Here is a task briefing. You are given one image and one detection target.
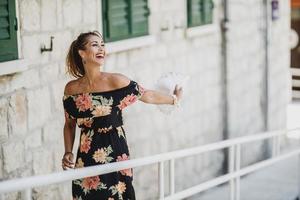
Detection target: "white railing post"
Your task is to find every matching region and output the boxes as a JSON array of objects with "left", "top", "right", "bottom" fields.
[
  {"left": 229, "top": 145, "right": 235, "bottom": 200},
  {"left": 159, "top": 161, "right": 165, "bottom": 200},
  {"left": 230, "top": 144, "right": 241, "bottom": 200},
  {"left": 235, "top": 144, "right": 241, "bottom": 200},
  {"left": 272, "top": 135, "right": 277, "bottom": 157},
  {"left": 276, "top": 135, "right": 281, "bottom": 155},
  {"left": 298, "top": 137, "right": 300, "bottom": 200},
  {"left": 169, "top": 159, "right": 175, "bottom": 195},
  {"left": 272, "top": 134, "right": 281, "bottom": 157}
]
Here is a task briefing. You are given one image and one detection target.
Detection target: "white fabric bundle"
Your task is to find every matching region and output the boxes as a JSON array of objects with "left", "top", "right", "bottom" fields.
[{"left": 154, "top": 72, "right": 189, "bottom": 114}]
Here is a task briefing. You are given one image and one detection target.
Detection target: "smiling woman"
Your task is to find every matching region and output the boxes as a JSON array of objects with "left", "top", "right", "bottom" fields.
[{"left": 62, "top": 31, "right": 183, "bottom": 200}]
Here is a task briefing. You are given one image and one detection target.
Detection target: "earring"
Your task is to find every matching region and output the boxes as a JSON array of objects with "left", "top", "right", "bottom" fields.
[{"left": 82, "top": 59, "right": 86, "bottom": 64}]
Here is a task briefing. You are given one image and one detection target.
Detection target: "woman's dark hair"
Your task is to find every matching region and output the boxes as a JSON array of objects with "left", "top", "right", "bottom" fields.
[{"left": 66, "top": 31, "right": 103, "bottom": 78}]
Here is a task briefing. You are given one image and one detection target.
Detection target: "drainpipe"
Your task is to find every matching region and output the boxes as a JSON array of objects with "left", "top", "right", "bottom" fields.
[
  {"left": 221, "top": 0, "right": 229, "bottom": 173},
  {"left": 263, "top": 0, "right": 270, "bottom": 132},
  {"left": 263, "top": 0, "right": 271, "bottom": 159}
]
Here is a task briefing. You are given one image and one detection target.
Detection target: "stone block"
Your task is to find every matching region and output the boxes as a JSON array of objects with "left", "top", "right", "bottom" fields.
[
  {"left": 0, "top": 148, "right": 3, "bottom": 178},
  {"left": 20, "top": 0, "right": 40, "bottom": 32},
  {"left": 41, "top": 0, "right": 57, "bottom": 31},
  {"left": 2, "top": 192, "right": 20, "bottom": 200},
  {"left": 83, "top": 0, "right": 97, "bottom": 24},
  {"left": 63, "top": 0, "right": 82, "bottom": 28},
  {"left": 2, "top": 140, "right": 25, "bottom": 173},
  {"left": 43, "top": 120, "right": 63, "bottom": 143},
  {"left": 148, "top": 0, "right": 161, "bottom": 13},
  {"left": 160, "top": 0, "right": 180, "bottom": 11},
  {"left": 40, "top": 63, "right": 60, "bottom": 84},
  {"left": 25, "top": 129, "right": 42, "bottom": 149},
  {"left": 160, "top": 28, "right": 175, "bottom": 42},
  {"left": 57, "top": 182, "right": 72, "bottom": 200},
  {"left": 58, "top": 60, "right": 68, "bottom": 76},
  {"left": 50, "top": 31, "right": 73, "bottom": 62},
  {"left": 32, "top": 185, "right": 61, "bottom": 200},
  {"left": 128, "top": 49, "right": 145, "bottom": 66},
  {"left": 21, "top": 35, "right": 43, "bottom": 62},
  {"left": 33, "top": 150, "right": 53, "bottom": 175},
  {"left": 24, "top": 149, "right": 33, "bottom": 163},
  {"left": 53, "top": 147, "right": 65, "bottom": 171},
  {"left": 167, "top": 41, "right": 187, "bottom": 57},
  {"left": 56, "top": 0, "right": 63, "bottom": 29},
  {"left": 27, "top": 87, "right": 51, "bottom": 130},
  {"left": 134, "top": 164, "right": 158, "bottom": 200},
  {"left": 0, "top": 75, "right": 12, "bottom": 96},
  {"left": 115, "top": 52, "right": 129, "bottom": 70},
  {"left": 51, "top": 80, "right": 67, "bottom": 113},
  {"left": 0, "top": 98, "right": 8, "bottom": 143},
  {"left": 104, "top": 54, "right": 117, "bottom": 72},
  {"left": 8, "top": 91, "right": 27, "bottom": 136}
]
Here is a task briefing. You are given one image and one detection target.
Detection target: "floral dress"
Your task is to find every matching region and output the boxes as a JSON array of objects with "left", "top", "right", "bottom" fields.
[{"left": 62, "top": 80, "right": 145, "bottom": 200}]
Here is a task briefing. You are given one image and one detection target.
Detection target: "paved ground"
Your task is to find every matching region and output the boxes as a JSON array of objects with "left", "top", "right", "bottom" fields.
[
  {"left": 189, "top": 157, "right": 299, "bottom": 200},
  {"left": 186, "top": 101, "right": 300, "bottom": 200}
]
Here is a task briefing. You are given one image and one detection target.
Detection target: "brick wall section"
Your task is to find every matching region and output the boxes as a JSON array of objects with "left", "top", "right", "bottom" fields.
[{"left": 0, "top": 0, "right": 290, "bottom": 199}]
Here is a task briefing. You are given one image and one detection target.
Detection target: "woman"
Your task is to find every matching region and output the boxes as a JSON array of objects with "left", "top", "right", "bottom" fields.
[{"left": 62, "top": 31, "right": 182, "bottom": 200}]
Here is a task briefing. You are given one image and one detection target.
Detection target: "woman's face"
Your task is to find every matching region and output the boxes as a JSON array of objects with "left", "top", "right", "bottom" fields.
[{"left": 79, "top": 35, "right": 105, "bottom": 66}]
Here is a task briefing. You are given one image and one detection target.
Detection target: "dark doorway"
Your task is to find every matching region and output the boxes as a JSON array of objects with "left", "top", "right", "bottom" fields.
[{"left": 291, "top": 0, "right": 300, "bottom": 95}]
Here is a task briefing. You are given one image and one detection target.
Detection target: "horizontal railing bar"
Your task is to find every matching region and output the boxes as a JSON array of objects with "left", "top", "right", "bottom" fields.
[
  {"left": 0, "top": 128, "right": 299, "bottom": 194},
  {"left": 165, "top": 148, "right": 300, "bottom": 200},
  {"left": 291, "top": 68, "right": 300, "bottom": 76}
]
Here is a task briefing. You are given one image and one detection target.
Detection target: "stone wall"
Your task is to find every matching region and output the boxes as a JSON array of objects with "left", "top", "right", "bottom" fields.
[
  {"left": 226, "top": 0, "right": 291, "bottom": 167},
  {"left": 0, "top": 0, "right": 290, "bottom": 199}
]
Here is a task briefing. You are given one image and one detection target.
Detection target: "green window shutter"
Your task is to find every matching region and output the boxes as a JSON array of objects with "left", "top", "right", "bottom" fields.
[
  {"left": 188, "top": 0, "right": 203, "bottom": 27},
  {"left": 131, "top": 0, "right": 149, "bottom": 36},
  {"left": 0, "top": 0, "right": 18, "bottom": 62},
  {"left": 103, "top": 0, "right": 130, "bottom": 42},
  {"left": 102, "top": 0, "right": 149, "bottom": 42},
  {"left": 187, "top": 0, "right": 213, "bottom": 27},
  {"left": 203, "top": 0, "right": 213, "bottom": 24}
]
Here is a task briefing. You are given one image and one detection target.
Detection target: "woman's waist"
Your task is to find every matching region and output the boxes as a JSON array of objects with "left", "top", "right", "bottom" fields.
[{"left": 76, "top": 116, "right": 123, "bottom": 129}]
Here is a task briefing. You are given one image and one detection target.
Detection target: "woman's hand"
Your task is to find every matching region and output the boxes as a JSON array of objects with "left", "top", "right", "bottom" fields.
[
  {"left": 173, "top": 84, "right": 183, "bottom": 100},
  {"left": 62, "top": 152, "right": 74, "bottom": 170}
]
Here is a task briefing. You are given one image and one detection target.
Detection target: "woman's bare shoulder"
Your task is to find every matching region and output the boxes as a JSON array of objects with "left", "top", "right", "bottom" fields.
[
  {"left": 64, "top": 79, "right": 81, "bottom": 95},
  {"left": 110, "top": 73, "right": 131, "bottom": 88}
]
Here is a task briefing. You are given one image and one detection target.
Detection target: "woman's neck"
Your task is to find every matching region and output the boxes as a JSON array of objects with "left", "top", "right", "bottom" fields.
[{"left": 82, "top": 65, "right": 103, "bottom": 86}]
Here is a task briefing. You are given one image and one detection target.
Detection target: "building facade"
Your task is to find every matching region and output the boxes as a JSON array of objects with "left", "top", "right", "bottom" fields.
[{"left": 0, "top": 0, "right": 291, "bottom": 199}]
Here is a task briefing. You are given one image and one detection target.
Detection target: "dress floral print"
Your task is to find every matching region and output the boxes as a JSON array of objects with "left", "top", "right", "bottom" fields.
[{"left": 63, "top": 80, "right": 144, "bottom": 200}]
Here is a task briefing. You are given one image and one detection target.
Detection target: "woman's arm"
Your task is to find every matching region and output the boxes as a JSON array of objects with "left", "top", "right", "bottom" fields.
[
  {"left": 62, "top": 113, "right": 76, "bottom": 170},
  {"left": 62, "top": 82, "right": 77, "bottom": 170},
  {"left": 140, "top": 85, "right": 183, "bottom": 105},
  {"left": 111, "top": 73, "right": 183, "bottom": 105}
]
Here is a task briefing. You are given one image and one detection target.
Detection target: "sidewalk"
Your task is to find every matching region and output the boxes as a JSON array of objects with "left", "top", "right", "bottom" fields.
[
  {"left": 189, "top": 157, "right": 298, "bottom": 200},
  {"left": 187, "top": 101, "right": 300, "bottom": 200}
]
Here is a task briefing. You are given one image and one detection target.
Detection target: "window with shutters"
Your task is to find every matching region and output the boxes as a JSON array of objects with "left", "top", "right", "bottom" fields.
[
  {"left": 0, "top": 0, "right": 18, "bottom": 62},
  {"left": 187, "top": 0, "right": 214, "bottom": 28},
  {"left": 102, "top": 0, "right": 150, "bottom": 42}
]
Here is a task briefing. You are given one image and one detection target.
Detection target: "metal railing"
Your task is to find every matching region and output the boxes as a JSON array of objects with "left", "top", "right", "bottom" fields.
[
  {"left": 291, "top": 68, "right": 300, "bottom": 99},
  {"left": 0, "top": 128, "right": 300, "bottom": 200}
]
